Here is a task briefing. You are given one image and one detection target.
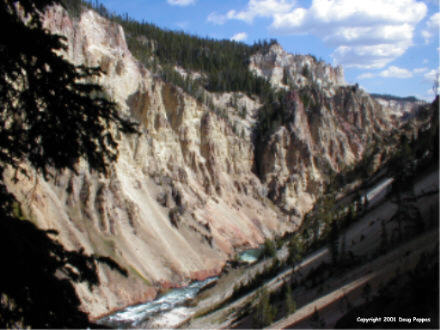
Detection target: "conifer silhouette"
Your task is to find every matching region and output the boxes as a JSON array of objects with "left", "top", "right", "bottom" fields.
[{"left": 0, "top": 0, "right": 134, "bottom": 327}]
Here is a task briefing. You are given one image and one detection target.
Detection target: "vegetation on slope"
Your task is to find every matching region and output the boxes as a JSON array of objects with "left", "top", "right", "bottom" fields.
[
  {"left": 370, "top": 93, "right": 420, "bottom": 103},
  {"left": 267, "top": 97, "right": 439, "bottom": 326},
  {"left": 61, "top": 1, "right": 379, "bottom": 185},
  {"left": 230, "top": 100, "right": 438, "bottom": 327},
  {"left": 1, "top": 0, "right": 436, "bottom": 327},
  {"left": 62, "top": 0, "right": 275, "bottom": 96}
]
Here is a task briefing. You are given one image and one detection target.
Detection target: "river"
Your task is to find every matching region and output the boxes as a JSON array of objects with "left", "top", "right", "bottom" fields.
[
  {"left": 237, "top": 247, "right": 263, "bottom": 264},
  {"left": 97, "top": 276, "right": 217, "bottom": 328}
]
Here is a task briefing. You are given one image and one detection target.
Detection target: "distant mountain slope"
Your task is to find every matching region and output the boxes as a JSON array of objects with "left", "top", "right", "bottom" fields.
[
  {"left": 371, "top": 93, "right": 426, "bottom": 121},
  {"left": 370, "top": 93, "right": 420, "bottom": 102}
]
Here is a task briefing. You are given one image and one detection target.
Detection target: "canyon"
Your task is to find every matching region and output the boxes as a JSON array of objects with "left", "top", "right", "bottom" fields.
[{"left": 4, "top": 4, "right": 428, "bottom": 320}]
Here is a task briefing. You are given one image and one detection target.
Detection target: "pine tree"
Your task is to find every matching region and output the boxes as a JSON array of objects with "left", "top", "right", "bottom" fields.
[
  {"left": 254, "top": 288, "right": 277, "bottom": 327},
  {"left": 263, "top": 238, "right": 277, "bottom": 258},
  {"left": 288, "top": 235, "right": 304, "bottom": 268},
  {"left": 311, "top": 306, "right": 325, "bottom": 328},
  {"left": 0, "top": 0, "right": 137, "bottom": 179},
  {"left": 0, "top": 1, "right": 133, "bottom": 327},
  {"left": 329, "top": 221, "right": 340, "bottom": 265}
]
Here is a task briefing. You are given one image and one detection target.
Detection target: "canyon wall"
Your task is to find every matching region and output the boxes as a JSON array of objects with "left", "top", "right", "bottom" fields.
[
  {"left": 6, "top": 6, "right": 290, "bottom": 318},
  {"left": 5, "top": 5, "right": 409, "bottom": 318}
]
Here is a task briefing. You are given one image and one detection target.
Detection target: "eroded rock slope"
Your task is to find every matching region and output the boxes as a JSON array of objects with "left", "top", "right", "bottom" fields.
[{"left": 5, "top": 5, "right": 415, "bottom": 318}]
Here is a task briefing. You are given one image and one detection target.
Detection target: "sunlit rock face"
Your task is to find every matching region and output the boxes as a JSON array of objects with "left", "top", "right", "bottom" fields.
[
  {"left": 6, "top": 6, "right": 291, "bottom": 318},
  {"left": 373, "top": 96, "right": 426, "bottom": 121},
  {"left": 5, "top": 5, "right": 413, "bottom": 319},
  {"left": 254, "top": 87, "right": 393, "bottom": 216},
  {"left": 249, "top": 43, "right": 345, "bottom": 94},
  {"left": 248, "top": 44, "right": 427, "bottom": 217}
]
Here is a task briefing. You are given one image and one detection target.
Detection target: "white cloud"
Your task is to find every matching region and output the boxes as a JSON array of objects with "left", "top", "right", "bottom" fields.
[
  {"left": 207, "top": 12, "right": 227, "bottom": 25},
  {"left": 167, "top": 0, "right": 196, "bottom": 6},
  {"left": 227, "top": 0, "right": 296, "bottom": 23},
  {"left": 413, "top": 67, "right": 428, "bottom": 74},
  {"left": 424, "top": 68, "right": 440, "bottom": 81},
  {"left": 357, "top": 72, "right": 375, "bottom": 79},
  {"left": 424, "top": 86, "right": 438, "bottom": 100},
  {"left": 230, "top": 32, "right": 248, "bottom": 42},
  {"left": 207, "top": 0, "right": 295, "bottom": 25},
  {"left": 332, "top": 43, "right": 409, "bottom": 69},
  {"left": 209, "top": 0, "right": 427, "bottom": 69},
  {"left": 357, "top": 65, "right": 415, "bottom": 80},
  {"left": 426, "top": 12, "right": 440, "bottom": 28},
  {"left": 421, "top": 12, "right": 440, "bottom": 43},
  {"left": 422, "top": 30, "right": 433, "bottom": 43},
  {"left": 416, "top": 89, "right": 435, "bottom": 101},
  {"left": 272, "top": 0, "right": 427, "bottom": 68},
  {"left": 379, "top": 66, "right": 413, "bottom": 78}
]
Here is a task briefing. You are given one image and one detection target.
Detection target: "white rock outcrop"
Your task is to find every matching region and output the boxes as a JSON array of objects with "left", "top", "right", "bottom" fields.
[{"left": 250, "top": 43, "right": 345, "bottom": 95}]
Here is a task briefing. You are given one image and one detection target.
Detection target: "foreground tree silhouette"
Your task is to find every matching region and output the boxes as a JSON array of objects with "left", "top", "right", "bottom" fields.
[
  {"left": 0, "top": 0, "right": 135, "bottom": 327},
  {"left": 0, "top": 0, "right": 136, "bottom": 176}
]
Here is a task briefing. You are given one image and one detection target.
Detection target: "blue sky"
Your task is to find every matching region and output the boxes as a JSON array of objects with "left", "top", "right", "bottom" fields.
[{"left": 91, "top": 0, "right": 439, "bottom": 101}]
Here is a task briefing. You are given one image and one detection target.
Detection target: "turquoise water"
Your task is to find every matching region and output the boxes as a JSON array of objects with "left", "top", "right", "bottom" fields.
[{"left": 238, "top": 247, "right": 263, "bottom": 264}]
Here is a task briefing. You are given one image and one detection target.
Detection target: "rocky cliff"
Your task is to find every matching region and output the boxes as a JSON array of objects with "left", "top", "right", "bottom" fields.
[
  {"left": 250, "top": 43, "right": 345, "bottom": 93},
  {"left": 6, "top": 6, "right": 291, "bottom": 318},
  {"left": 253, "top": 85, "right": 394, "bottom": 216},
  {"left": 4, "top": 5, "right": 411, "bottom": 319},
  {"left": 372, "top": 95, "right": 426, "bottom": 121}
]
